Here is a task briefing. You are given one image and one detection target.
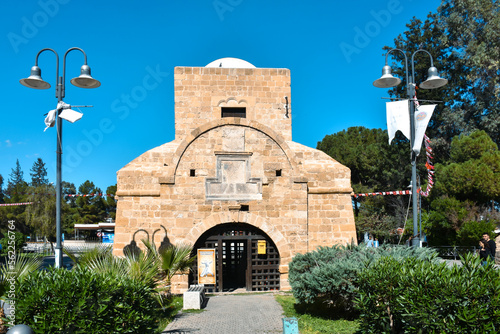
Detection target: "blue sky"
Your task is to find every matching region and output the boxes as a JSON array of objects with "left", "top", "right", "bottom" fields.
[{"left": 0, "top": 0, "right": 442, "bottom": 193}]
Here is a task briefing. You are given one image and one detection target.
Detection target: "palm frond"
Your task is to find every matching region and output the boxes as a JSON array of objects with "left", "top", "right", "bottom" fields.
[
  {"left": 159, "top": 243, "right": 195, "bottom": 284},
  {"left": 0, "top": 253, "right": 43, "bottom": 298}
]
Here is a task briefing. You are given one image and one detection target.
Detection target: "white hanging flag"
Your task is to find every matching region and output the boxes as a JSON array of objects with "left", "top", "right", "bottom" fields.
[
  {"left": 412, "top": 104, "right": 436, "bottom": 155},
  {"left": 59, "top": 109, "right": 83, "bottom": 123},
  {"left": 386, "top": 100, "right": 410, "bottom": 144},
  {"left": 43, "top": 101, "right": 83, "bottom": 131},
  {"left": 44, "top": 109, "right": 57, "bottom": 132}
]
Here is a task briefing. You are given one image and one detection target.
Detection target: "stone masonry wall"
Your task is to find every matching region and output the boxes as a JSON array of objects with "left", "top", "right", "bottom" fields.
[
  {"left": 174, "top": 67, "right": 292, "bottom": 141},
  {"left": 114, "top": 64, "right": 357, "bottom": 293}
]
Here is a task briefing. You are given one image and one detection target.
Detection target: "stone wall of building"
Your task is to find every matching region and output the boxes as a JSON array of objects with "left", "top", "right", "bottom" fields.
[
  {"left": 114, "top": 63, "right": 357, "bottom": 293},
  {"left": 174, "top": 67, "right": 292, "bottom": 141}
]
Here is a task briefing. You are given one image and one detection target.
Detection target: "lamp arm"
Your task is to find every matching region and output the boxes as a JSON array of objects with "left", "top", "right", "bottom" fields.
[
  {"left": 34, "top": 48, "right": 60, "bottom": 99},
  {"left": 62, "top": 47, "right": 88, "bottom": 99},
  {"left": 411, "top": 49, "right": 434, "bottom": 84},
  {"left": 385, "top": 48, "right": 409, "bottom": 89}
]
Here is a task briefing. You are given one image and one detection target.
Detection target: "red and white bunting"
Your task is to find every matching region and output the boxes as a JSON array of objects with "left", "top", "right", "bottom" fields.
[
  {"left": 11, "top": 193, "right": 115, "bottom": 198},
  {"left": 66, "top": 193, "right": 115, "bottom": 197},
  {"left": 0, "top": 202, "right": 33, "bottom": 207},
  {"left": 353, "top": 190, "right": 411, "bottom": 198},
  {"left": 419, "top": 134, "right": 434, "bottom": 197},
  {"left": 354, "top": 135, "right": 435, "bottom": 199}
]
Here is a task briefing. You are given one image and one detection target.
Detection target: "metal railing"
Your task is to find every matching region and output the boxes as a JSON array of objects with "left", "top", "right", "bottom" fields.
[
  {"left": 22, "top": 241, "right": 111, "bottom": 255},
  {"left": 432, "top": 246, "right": 477, "bottom": 260}
]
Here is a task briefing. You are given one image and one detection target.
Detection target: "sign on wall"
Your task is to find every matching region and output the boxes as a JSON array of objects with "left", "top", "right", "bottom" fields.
[
  {"left": 198, "top": 248, "right": 216, "bottom": 285},
  {"left": 258, "top": 240, "right": 267, "bottom": 255}
]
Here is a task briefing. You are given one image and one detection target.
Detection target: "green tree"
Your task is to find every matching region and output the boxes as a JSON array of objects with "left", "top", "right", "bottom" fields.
[
  {"left": 439, "top": 0, "right": 500, "bottom": 144},
  {"left": 25, "top": 183, "right": 56, "bottom": 239},
  {"left": 24, "top": 158, "right": 55, "bottom": 239},
  {"left": 63, "top": 181, "right": 77, "bottom": 208},
  {"left": 3, "top": 160, "right": 29, "bottom": 234},
  {"left": 433, "top": 131, "right": 500, "bottom": 205},
  {"left": 75, "top": 180, "right": 106, "bottom": 225},
  {"left": 0, "top": 174, "right": 4, "bottom": 204},
  {"left": 457, "top": 220, "right": 496, "bottom": 247},
  {"left": 421, "top": 131, "right": 500, "bottom": 245},
  {"left": 105, "top": 184, "right": 117, "bottom": 220},
  {"left": 424, "top": 196, "right": 473, "bottom": 245},
  {"left": 5, "top": 159, "right": 28, "bottom": 199},
  {"left": 317, "top": 127, "right": 409, "bottom": 192},
  {"left": 29, "top": 157, "right": 49, "bottom": 187},
  {"left": 62, "top": 181, "right": 79, "bottom": 235},
  {"left": 386, "top": 0, "right": 500, "bottom": 159},
  {"left": 317, "top": 127, "right": 415, "bottom": 240},
  {"left": 0, "top": 231, "right": 27, "bottom": 253}
]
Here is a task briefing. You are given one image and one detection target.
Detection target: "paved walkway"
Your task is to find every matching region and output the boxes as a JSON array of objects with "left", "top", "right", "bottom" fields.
[{"left": 163, "top": 294, "right": 284, "bottom": 334}]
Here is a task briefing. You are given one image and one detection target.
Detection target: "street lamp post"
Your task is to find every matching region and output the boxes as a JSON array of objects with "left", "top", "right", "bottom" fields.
[
  {"left": 373, "top": 48, "right": 447, "bottom": 247},
  {"left": 20, "top": 47, "right": 100, "bottom": 267}
]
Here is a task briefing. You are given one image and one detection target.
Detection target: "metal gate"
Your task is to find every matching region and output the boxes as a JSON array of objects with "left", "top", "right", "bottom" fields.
[{"left": 190, "top": 223, "right": 280, "bottom": 292}]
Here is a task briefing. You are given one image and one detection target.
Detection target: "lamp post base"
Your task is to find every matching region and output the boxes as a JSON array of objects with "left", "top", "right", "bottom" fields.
[
  {"left": 411, "top": 237, "right": 421, "bottom": 247},
  {"left": 54, "top": 248, "right": 63, "bottom": 268}
]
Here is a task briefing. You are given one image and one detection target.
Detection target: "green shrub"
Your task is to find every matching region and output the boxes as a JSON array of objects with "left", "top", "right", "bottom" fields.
[
  {"left": 15, "top": 267, "right": 162, "bottom": 333},
  {"left": 356, "top": 253, "right": 500, "bottom": 333},
  {"left": 456, "top": 220, "right": 496, "bottom": 246},
  {"left": 288, "top": 244, "right": 437, "bottom": 316},
  {"left": 0, "top": 231, "right": 26, "bottom": 253}
]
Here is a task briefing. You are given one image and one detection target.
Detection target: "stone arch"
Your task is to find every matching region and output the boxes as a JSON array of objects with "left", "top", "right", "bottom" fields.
[
  {"left": 182, "top": 211, "right": 291, "bottom": 262},
  {"left": 160, "top": 118, "right": 301, "bottom": 184}
]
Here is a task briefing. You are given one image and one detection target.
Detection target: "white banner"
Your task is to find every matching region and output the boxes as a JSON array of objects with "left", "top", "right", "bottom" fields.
[
  {"left": 386, "top": 100, "right": 410, "bottom": 144},
  {"left": 413, "top": 105, "right": 436, "bottom": 155}
]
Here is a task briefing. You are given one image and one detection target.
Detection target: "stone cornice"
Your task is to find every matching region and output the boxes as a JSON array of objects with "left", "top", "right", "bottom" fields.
[
  {"left": 308, "top": 187, "right": 353, "bottom": 194},
  {"left": 115, "top": 190, "right": 161, "bottom": 197}
]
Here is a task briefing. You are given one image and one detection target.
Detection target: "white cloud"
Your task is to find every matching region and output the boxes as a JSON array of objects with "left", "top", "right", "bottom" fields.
[{"left": 5, "top": 140, "right": 12, "bottom": 147}]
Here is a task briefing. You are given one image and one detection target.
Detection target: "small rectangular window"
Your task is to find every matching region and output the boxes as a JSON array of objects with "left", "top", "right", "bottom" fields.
[
  {"left": 190, "top": 169, "right": 196, "bottom": 177},
  {"left": 240, "top": 205, "right": 249, "bottom": 211},
  {"left": 276, "top": 169, "right": 282, "bottom": 177},
  {"left": 222, "top": 107, "right": 246, "bottom": 118}
]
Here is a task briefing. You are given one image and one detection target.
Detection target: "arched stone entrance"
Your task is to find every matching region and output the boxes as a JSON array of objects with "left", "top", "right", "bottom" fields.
[{"left": 190, "top": 223, "right": 280, "bottom": 292}]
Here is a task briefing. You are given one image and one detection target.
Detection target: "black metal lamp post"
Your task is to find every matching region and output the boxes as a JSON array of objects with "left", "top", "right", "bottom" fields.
[
  {"left": 373, "top": 48, "right": 447, "bottom": 247},
  {"left": 20, "top": 47, "right": 100, "bottom": 267}
]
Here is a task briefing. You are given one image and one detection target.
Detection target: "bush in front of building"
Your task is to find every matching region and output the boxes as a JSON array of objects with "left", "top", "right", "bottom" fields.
[
  {"left": 14, "top": 267, "right": 162, "bottom": 333},
  {"left": 355, "top": 253, "right": 500, "bottom": 333},
  {"left": 0, "top": 231, "right": 27, "bottom": 254},
  {"left": 288, "top": 244, "right": 438, "bottom": 318}
]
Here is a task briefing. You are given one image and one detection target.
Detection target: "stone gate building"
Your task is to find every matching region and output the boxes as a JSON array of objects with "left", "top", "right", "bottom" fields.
[{"left": 113, "top": 58, "right": 357, "bottom": 293}]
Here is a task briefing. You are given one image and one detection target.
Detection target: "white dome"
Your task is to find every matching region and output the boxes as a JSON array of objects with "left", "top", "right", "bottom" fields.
[{"left": 205, "top": 57, "right": 256, "bottom": 68}]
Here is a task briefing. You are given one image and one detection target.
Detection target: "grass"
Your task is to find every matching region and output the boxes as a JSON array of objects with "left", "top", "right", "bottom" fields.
[
  {"left": 154, "top": 295, "right": 184, "bottom": 333},
  {"left": 275, "top": 294, "right": 360, "bottom": 334}
]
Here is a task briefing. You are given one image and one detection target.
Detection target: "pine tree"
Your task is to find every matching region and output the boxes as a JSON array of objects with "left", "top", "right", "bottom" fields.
[
  {"left": 6, "top": 159, "right": 27, "bottom": 199},
  {"left": 4, "top": 160, "right": 29, "bottom": 234},
  {"left": 75, "top": 180, "right": 106, "bottom": 225},
  {"left": 30, "top": 158, "right": 49, "bottom": 187}
]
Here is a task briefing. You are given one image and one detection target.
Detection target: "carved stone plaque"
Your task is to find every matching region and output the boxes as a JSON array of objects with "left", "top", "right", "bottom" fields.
[
  {"left": 222, "top": 127, "right": 245, "bottom": 152},
  {"left": 206, "top": 153, "right": 262, "bottom": 201}
]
